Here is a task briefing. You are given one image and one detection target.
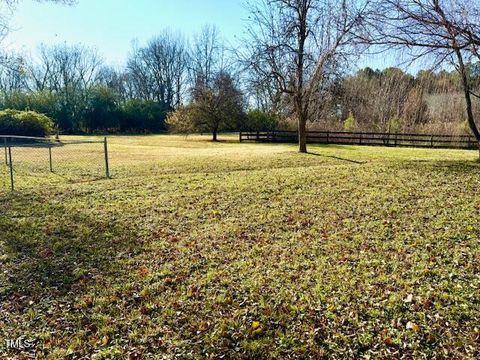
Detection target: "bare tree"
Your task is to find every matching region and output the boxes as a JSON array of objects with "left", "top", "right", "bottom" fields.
[
  {"left": 0, "top": 52, "right": 28, "bottom": 92},
  {"left": 190, "top": 24, "right": 225, "bottom": 90},
  {"left": 27, "top": 44, "right": 102, "bottom": 131},
  {"left": 244, "top": 0, "right": 369, "bottom": 153},
  {"left": 339, "top": 67, "right": 430, "bottom": 132},
  {"left": 29, "top": 44, "right": 102, "bottom": 91},
  {"left": 96, "top": 65, "right": 133, "bottom": 103},
  {"left": 360, "top": 0, "right": 480, "bottom": 153},
  {"left": 243, "top": 64, "right": 285, "bottom": 113},
  {"left": 168, "top": 71, "right": 244, "bottom": 141},
  {"left": 127, "top": 30, "right": 189, "bottom": 108}
]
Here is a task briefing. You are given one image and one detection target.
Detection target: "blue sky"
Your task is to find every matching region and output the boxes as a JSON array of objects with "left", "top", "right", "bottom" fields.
[
  {"left": 6, "top": 0, "right": 249, "bottom": 65},
  {"left": 5, "top": 0, "right": 394, "bottom": 70}
]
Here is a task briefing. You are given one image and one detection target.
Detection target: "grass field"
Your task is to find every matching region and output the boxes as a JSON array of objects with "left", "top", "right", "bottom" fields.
[{"left": 1, "top": 135, "right": 479, "bottom": 359}]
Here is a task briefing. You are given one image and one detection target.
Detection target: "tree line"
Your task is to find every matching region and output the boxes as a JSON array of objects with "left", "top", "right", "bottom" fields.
[
  {"left": 0, "top": 26, "right": 222, "bottom": 134},
  {"left": 2, "top": 0, "right": 480, "bottom": 153},
  {"left": 312, "top": 65, "right": 480, "bottom": 135}
]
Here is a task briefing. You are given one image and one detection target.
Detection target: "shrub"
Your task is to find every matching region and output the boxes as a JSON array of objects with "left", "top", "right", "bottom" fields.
[
  {"left": 0, "top": 109, "right": 53, "bottom": 137},
  {"left": 462, "top": 119, "right": 473, "bottom": 135},
  {"left": 83, "top": 85, "right": 120, "bottom": 131},
  {"left": 119, "top": 100, "right": 169, "bottom": 133},
  {"left": 166, "top": 106, "right": 196, "bottom": 134},
  {"left": 387, "top": 118, "right": 402, "bottom": 133},
  {"left": 343, "top": 111, "right": 356, "bottom": 131},
  {"left": 244, "top": 109, "right": 278, "bottom": 131}
]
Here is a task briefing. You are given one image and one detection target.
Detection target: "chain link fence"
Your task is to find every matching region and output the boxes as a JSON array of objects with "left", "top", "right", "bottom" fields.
[{"left": 1, "top": 135, "right": 109, "bottom": 191}]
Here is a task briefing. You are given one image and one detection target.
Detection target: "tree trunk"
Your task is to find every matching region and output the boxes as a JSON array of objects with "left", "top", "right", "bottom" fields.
[
  {"left": 455, "top": 49, "right": 480, "bottom": 158},
  {"left": 295, "top": 1, "right": 308, "bottom": 154},
  {"left": 212, "top": 128, "right": 218, "bottom": 141},
  {"left": 298, "top": 115, "right": 307, "bottom": 153}
]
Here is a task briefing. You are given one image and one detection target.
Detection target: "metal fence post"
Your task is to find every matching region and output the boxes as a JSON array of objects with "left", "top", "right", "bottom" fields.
[
  {"left": 8, "top": 146, "right": 13, "bottom": 191},
  {"left": 48, "top": 146, "right": 53, "bottom": 172},
  {"left": 4, "top": 137, "right": 7, "bottom": 165},
  {"left": 104, "top": 137, "right": 110, "bottom": 179}
]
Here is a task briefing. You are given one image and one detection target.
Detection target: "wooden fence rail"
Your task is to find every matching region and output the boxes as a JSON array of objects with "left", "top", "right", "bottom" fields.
[{"left": 239, "top": 130, "right": 478, "bottom": 149}]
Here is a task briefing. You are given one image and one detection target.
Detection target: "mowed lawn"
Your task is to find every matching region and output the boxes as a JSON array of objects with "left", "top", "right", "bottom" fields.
[{"left": 0, "top": 135, "right": 479, "bottom": 359}]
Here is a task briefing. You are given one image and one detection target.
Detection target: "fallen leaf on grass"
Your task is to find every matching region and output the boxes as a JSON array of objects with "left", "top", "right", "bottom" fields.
[
  {"left": 138, "top": 266, "right": 150, "bottom": 276},
  {"left": 406, "top": 321, "right": 420, "bottom": 332},
  {"left": 101, "top": 335, "right": 109, "bottom": 346},
  {"left": 250, "top": 321, "right": 263, "bottom": 336},
  {"left": 384, "top": 337, "right": 394, "bottom": 346},
  {"left": 140, "top": 287, "right": 151, "bottom": 298}
]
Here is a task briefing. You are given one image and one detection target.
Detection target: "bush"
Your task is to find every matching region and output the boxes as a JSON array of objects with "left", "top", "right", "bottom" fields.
[
  {"left": 166, "top": 106, "right": 196, "bottom": 134},
  {"left": 387, "top": 118, "right": 402, "bottom": 133},
  {"left": 0, "top": 109, "right": 53, "bottom": 137},
  {"left": 343, "top": 111, "right": 356, "bottom": 131},
  {"left": 83, "top": 86, "right": 120, "bottom": 131},
  {"left": 244, "top": 109, "right": 278, "bottom": 131},
  {"left": 119, "top": 100, "right": 169, "bottom": 133}
]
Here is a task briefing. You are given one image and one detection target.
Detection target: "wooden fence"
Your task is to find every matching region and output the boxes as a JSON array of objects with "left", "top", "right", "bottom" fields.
[{"left": 239, "top": 130, "right": 478, "bottom": 149}]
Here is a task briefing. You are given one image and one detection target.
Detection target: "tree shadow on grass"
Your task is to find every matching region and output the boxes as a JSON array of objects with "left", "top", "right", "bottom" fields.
[
  {"left": 400, "top": 159, "right": 480, "bottom": 174},
  {"left": 306, "top": 143, "right": 360, "bottom": 151},
  {"left": 0, "top": 195, "right": 142, "bottom": 300},
  {"left": 306, "top": 151, "right": 367, "bottom": 164}
]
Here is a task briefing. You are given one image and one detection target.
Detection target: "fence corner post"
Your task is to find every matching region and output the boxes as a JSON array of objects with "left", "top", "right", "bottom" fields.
[
  {"left": 239, "top": 131, "right": 242, "bottom": 143},
  {"left": 8, "top": 146, "right": 13, "bottom": 191},
  {"left": 4, "top": 137, "right": 7, "bottom": 165},
  {"left": 104, "top": 137, "right": 110, "bottom": 179}
]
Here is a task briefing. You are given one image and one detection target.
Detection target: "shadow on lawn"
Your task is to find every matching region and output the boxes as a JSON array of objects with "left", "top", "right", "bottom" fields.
[
  {"left": 307, "top": 151, "right": 367, "bottom": 164},
  {"left": 0, "top": 195, "right": 142, "bottom": 300},
  {"left": 402, "top": 158, "right": 480, "bottom": 173}
]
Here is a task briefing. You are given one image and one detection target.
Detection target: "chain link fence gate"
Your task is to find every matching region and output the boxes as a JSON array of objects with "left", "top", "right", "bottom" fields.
[{"left": 1, "top": 136, "right": 109, "bottom": 191}]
